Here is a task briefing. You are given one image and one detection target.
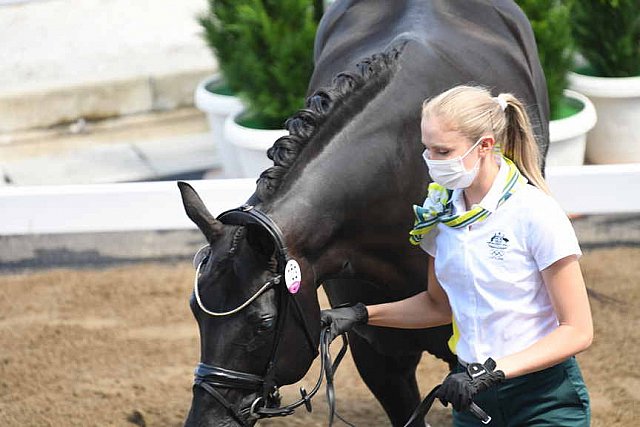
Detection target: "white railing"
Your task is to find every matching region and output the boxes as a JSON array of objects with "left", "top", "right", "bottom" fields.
[
  {"left": 545, "top": 163, "right": 640, "bottom": 215},
  {"left": 0, "top": 179, "right": 255, "bottom": 235},
  {"left": 0, "top": 164, "right": 639, "bottom": 235}
]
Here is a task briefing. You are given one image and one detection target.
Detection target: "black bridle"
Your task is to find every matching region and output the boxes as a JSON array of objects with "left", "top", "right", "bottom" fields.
[{"left": 192, "top": 204, "right": 348, "bottom": 426}]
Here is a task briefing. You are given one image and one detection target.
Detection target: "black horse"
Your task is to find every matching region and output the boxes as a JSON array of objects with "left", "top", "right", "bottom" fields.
[{"left": 181, "top": 1, "right": 549, "bottom": 426}]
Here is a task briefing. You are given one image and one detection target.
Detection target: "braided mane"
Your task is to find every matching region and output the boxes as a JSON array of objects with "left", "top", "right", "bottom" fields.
[{"left": 255, "top": 42, "right": 407, "bottom": 201}]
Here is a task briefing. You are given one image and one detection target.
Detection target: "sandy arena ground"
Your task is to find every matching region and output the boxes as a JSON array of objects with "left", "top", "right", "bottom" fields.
[{"left": 0, "top": 248, "right": 638, "bottom": 426}]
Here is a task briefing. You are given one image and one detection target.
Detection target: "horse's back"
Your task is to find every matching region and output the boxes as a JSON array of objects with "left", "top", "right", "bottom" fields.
[{"left": 310, "top": 0, "right": 549, "bottom": 155}]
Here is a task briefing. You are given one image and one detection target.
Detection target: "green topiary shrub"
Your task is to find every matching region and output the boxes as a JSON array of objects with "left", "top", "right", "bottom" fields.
[
  {"left": 198, "top": 0, "right": 244, "bottom": 96},
  {"left": 572, "top": 0, "right": 640, "bottom": 77},
  {"left": 199, "top": 0, "right": 319, "bottom": 129},
  {"left": 517, "top": 0, "right": 576, "bottom": 120}
]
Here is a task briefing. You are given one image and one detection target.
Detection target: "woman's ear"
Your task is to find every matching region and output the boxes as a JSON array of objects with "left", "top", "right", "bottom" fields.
[{"left": 479, "top": 136, "right": 496, "bottom": 156}]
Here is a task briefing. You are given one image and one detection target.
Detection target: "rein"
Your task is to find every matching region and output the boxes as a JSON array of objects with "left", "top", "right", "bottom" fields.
[
  {"left": 402, "top": 386, "right": 491, "bottom": 426},
  {"left": 191, "top": 204, "right": 350, "bottom": 426}
]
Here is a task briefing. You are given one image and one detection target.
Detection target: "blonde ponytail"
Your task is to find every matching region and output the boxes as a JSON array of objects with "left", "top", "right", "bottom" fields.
[
  {"left": 499, "top": 94, "right": 550, "bottom": 194},
  {"left": 422, "top": 85, "right": 550, "bottom": 194}
]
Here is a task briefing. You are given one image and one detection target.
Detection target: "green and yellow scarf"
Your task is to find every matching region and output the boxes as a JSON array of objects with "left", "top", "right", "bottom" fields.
[{"left": 409, "top": 156, "right": 527, "bottom": 245}]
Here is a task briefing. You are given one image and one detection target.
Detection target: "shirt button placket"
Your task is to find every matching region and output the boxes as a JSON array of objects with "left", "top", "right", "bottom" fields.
[{"left": 463, "top": 226, "right": 480, "bottom": 362}]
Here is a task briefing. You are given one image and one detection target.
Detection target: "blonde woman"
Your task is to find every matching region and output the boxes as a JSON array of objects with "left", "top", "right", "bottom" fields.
[{"left": 321, "top": 85, "right": 592, "bottom": 426}]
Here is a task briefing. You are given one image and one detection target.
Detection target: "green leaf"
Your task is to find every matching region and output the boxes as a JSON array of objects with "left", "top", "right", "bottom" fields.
[
  {"left": 198, "top": 0, "right": 318, "bottom": 127},
  {"left": 516, "top": 0, "right": 575, "bottom": 118},
  {"left": 571, "top": 0, "right": 640, "bottom": 77}
]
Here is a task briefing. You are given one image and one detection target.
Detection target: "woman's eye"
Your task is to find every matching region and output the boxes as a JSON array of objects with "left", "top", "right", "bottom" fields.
[{"left": 438, "top": 150, "right": 450, "bottom": 155}]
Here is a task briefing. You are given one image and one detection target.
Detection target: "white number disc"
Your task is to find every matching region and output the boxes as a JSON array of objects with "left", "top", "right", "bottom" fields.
[{"left": 284, "top": 259, "right": 302, "bottom": 294}]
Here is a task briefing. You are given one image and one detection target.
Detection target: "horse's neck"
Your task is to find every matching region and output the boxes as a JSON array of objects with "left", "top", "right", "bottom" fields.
[{"left": 266, "top": 125, "right": 424, "bottom": 287}]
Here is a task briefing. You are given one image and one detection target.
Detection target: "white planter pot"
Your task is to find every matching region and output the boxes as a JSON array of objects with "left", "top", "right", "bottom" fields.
[
  {"left": 547, "top": 90, "right": 597, "bottom": 167},
  {"left": 224, "top": 110, "right": 288, "bottom": 178},
  {"left": 194, "top": 74, "right": 245, "bottom": 177},
  {"left": 568, "top": 71, "right": 640, "bottom": 164}
]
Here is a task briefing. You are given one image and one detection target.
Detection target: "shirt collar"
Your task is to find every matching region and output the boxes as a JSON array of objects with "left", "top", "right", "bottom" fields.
[{"left": 451, "top": 155, "right": 508, "bottom": 214}]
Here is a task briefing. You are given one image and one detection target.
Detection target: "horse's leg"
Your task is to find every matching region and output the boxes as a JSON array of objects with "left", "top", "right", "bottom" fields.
[{"left": 348, "top": 331, "right": 426, "bottom": 427}]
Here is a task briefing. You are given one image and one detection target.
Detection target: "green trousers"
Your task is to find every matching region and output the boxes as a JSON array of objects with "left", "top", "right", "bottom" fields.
[{"left": 452, "top": 357, "right": 590, "bottom": 427}]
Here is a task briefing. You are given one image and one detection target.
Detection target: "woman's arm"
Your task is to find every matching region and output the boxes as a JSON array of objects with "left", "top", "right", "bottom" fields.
[
  {"left": 495, "top": 254, "right": 593, "bottom": 378},
  {"left": 366, "top": 255, "right": 453, "bottom": 329}
]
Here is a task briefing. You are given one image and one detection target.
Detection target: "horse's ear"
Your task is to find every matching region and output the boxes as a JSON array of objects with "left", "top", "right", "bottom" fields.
[{"left": 177, "top": 181, "right": 224, "bottom": 242}]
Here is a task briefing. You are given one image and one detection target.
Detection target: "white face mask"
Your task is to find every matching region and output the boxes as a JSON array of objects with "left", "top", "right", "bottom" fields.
[{"left": 422, "top": 137, "right": 483, "bottom": 190}]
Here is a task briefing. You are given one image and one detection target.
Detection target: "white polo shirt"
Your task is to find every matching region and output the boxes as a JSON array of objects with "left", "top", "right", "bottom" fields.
[{"left": 419, "top": 157, "right": 582, "bottom": 363}]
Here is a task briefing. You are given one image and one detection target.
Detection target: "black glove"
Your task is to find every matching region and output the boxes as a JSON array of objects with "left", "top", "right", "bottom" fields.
[
  {"left": 320, "top": 303, "right": 369, "bottom": 342},
  {"left": 436, "top": 358, "right": 505, "bottom": 412}
]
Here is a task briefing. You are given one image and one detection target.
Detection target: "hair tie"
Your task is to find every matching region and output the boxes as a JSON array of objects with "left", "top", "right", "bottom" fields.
[{"left": 493, "top": 95, "right": 508, "bottom": 112}]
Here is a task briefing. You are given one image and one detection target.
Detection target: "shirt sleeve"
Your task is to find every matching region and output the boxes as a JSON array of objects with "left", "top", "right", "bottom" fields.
[
  {"left": 419, "top": 227, "right": 438, "bottom": 257},
  {"left": 528, "top": 194, "right": 582, "bottom": 271}
]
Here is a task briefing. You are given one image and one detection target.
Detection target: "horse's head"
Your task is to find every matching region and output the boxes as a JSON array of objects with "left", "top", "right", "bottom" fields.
[{"left": 178, "top": 182, "right": 321, "bottom": 427}]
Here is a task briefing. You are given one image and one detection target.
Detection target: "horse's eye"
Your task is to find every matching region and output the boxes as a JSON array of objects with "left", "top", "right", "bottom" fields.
[
  {"left": 256, "top": 317, "right": 275, "bottom": 334},
  {"left": 192, "top": 245, "right": 211, "bottom": 269}
]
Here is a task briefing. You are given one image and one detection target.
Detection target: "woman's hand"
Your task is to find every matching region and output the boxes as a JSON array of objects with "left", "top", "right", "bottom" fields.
[
  {"left": 436, "top": 358, "right": 505, "bottom": 411},
  {"left": 320, "top": 303, "right": 369, "bottom": 342}
]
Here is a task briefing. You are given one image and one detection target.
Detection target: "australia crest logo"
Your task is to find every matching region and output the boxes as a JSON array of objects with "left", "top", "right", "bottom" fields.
[{"left": 487, "top": 232, "right": 509, "bottom": 260}]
